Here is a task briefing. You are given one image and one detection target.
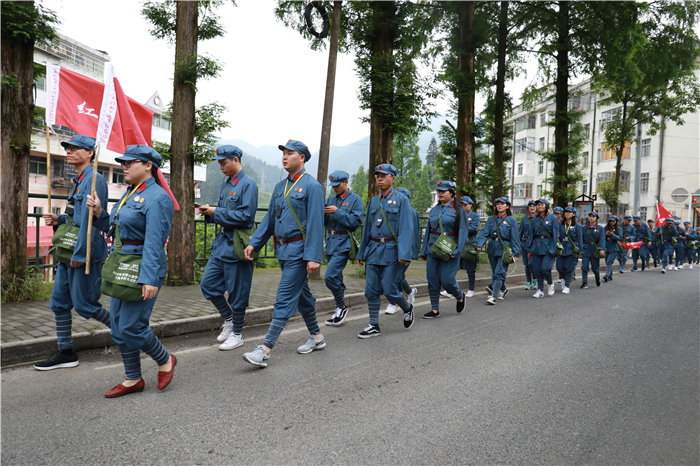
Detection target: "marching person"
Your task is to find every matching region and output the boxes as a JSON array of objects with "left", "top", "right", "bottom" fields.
[
  {"left": 421, "top": 181, "right": 468, "bottom": 317},
  {"left": 198, "top": 145, "right": 258, "bottom": 350},
  {"left": 553, "top": 206, "right": 564, "bottom": 285},
  {"left": 35, "top": 135, "right": 112, "bottom": 371},
  {"left": 356, "top": 164, "right": 415, "bottom": 338},
  {"left": 631, "top": 215, "right": 651, "bottom": 272},
  {"left": 323, "top": 170, "right": 364, "bottom": 326},
  {"left": 656, "top": 218, "right": 678, "bottom": 273},
  {"left": 385, "top": 187, "right": 419, "bottom": 314},
  {"left": 673, "top": 220, "right": 686, "bottom": 270},
  {"left": 647, "top": 219, "right": 660, "bottom": 268},
  {"left": 476, "top": 197, "right": 520, "bottom": 305},
  {"left": 617, "top": 215, "right": 636, "bottom": 273},
  {"left": 527, "top": 198, "right": 558, "bottom": 297},
  {"left": 603, "top": 215, "right": 621, "bottom": 282},
  {"left": 682, "top": 221, "right": 696, "bottom": 269},
  {"left": 557, "top": 207, "right": 583, "bottom": 294},
  {"left": 580, "top": 212, "right": 605, "bottom": 289},
  {"left": 95, "top": 145, "right": 177, "bottom": 397},
  {"left": 519, "top": 200, "right": 537, "bottom": 290},
  {"left": 242, "top": 140, "right": 326, "bottom": 368},
  {"left": 459, "top": 195, "right": 480, "bottom": 298}
]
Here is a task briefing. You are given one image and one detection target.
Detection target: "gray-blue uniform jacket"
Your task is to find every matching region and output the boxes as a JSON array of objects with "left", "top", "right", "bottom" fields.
[
  {"left": 519, "top": 215, "right": 535, "bottom": 251},
  {"left": 634, "top": 222, "right": 652, "bottom": 246},
  {"left": 477, "top": 214, "right": 521, "bottom": 257},
  {"left": 357, "top": 189, "right": 413, "bottom": 265},
  {"left": 685, "top": 227, "right": 698, "bottom": 247},
  {"left": 324, "top": 189, "right": 363, "bottom": 256},
  {"left": 620, "top": 222, "right": 636, "bottom": 242},
  {"left": 398, "top": 193, "right": 421, "bottom": 260},
  {"left": 581, "top": 223, "right": 604, "bottom": 257},
  {"left": 421, "top": 202, "right": 469, "bottom": 258},
  {"left": 55, "top": 165, "right": 110, "bottom": 263},
  {"left": 559, "top": 221, "right": 583, "bottom": 256},
  {"left": 109, "top": 177, "right": 174, "bottom": 286},
  {"left": 604, "top": 225, "right": 622, "bottom": 252},
  {"left": 204, "top": 169, "right": 258, "bottom": 262},
  {"left": 465, "top": 211, "right": 480, "bottom": 244},
  {"left": 249, "top": 168, "right": 324, "bottom": 263},
  {"left": 526, "top": 214, "right": 559, "bottom": 255},
  {"left": 655, "top": 224, "right": 678, "bottom": 248}
]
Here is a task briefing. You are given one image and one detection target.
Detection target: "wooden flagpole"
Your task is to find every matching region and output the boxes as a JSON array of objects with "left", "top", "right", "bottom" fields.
[
  {"left": 85, "top": 144, "right": 101, "bottom": 274},
  {"left": 46, "top": 126, "right": 51, "bottom": 214}
]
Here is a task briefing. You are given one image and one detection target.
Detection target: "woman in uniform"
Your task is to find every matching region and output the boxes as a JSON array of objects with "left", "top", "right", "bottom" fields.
[
  {"left": 557, "top": 207, "right": 583, "bottom": 294},
  {"left": 603, "top": 215, "right": 621, "bottom": 282},
  {"left": 526, "top": 198, "right": 559, "bottom": 297},
  {"left": 519, "top": 200, "right": 537, "bottom": 290},
  {"left": 459, "top": 196, "right": 480, "bottom": 298},
  {"left": 580, "top": 212, "right": 604, "bottom": 288},
  {"left": 89, "top": 145, "right": 177, "bottom": 397}
]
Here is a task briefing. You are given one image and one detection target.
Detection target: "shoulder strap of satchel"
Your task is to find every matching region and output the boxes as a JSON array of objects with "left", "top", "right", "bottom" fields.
[
  {"left": 374, "top": 199, "right": 398, "bottom": 242},
  {"left": 590, "top": 227, "right": 599, "bottom": 251},
  {"left": 495, "top": 217, "right": 507, "bottom": 245},
  {"left": 286, "top": 195, "right": 306, "bottom": 244},
  {"left": 538, "top": 216, "right": 553, "bottom": 240}
]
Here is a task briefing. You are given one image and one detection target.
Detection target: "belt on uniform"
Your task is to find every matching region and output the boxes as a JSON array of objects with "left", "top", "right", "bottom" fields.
[
  {"left": 536, "top": 235, "right": 549, "bottom": 239},
  {"left": 220, "top": 227, "right": 234, "bottom": 233},
  {"left": 371, "top": 237, "right": 395, "bottom": 243},
  {"left": 584, "top": 241, "right": 592, "bottom": 244},
  {"left": 430, "top": 231, "right": 455, "bottom": 236},
  {"left": 275, "top": 236, "right": 303, "bottom": 245},
  {"left": 468, "top": 233, "right": 477, "bottom": 237},
  {"left": 328, "top": 230, "right": 348, "bottom": 235},
  {"left": 521, "top": 235, "right": 529, "bottom": 239},
  {"left": 121, "top": 240, "right": 144, "bottom": 246}
]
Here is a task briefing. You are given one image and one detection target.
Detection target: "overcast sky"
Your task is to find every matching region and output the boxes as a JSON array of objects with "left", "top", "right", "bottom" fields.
[{"left": 43, "top": 0, "right": 542, "bottom": 152}]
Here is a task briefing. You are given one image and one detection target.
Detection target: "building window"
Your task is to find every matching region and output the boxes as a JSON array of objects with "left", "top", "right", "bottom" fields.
[
  {"left": 516, "top": 137, "right": 535, "bottom": 153},
  {"left": 600, "top": 142, "right": 631, "bottom": 161},
  {"left": 539, "top": 137, "right": 545, "bottom": 151},
  {"left": 527, "top": 114, "right": 536, "bottom": 129},
  {"left": 538, "top": 161, "right": 544, "bottom": 174},
  {"left": 641, "top": 138, "right": 651, "bottom": 157},
  {"left": 517, "top": 163, "right": 523, "bottom": 176},
  {"left": 640, "top": 172, "right": 649, "bottom": 192},
  {"left": 52, "top": 207, "right": 61, "bottom": 215},
  {"left": 540, "top": 113, "right": 546, "bottom": 127},
  {"left": 640, "top": 207, "right": 647, "bottom": 221},
  {"left": 33, "top": 207, "right": 43, "bottom": 215},
  {"left": 29, "top": 156, "right": 47, "bottom": 175},
  {"left": 582, "top": 151, "right": 589, "bottom": 167},
  {"left": 112, "top": 168, "right": 125, "bottom": 184},
  {"left": 35, "top": 76, "right": 45, "bottom": 91},
  {"left": 596, "top": 171, "right": 630, "bottom": 192},
  {"left": 514, "top": 183, "right": 525, "bottom": 198},
  {"left": 97, "top": 166, "right": 110, "bottom": 179},
  {"left": 525, "top": 183, "right": 533, "bottom": 198},
  {"left": 537, "top": 184, "right": 543, "bottom": 198},
  {"left": 584, "top": 123, "right": 590, "bottom": 140},
  {"left": 152, "top": 113, "right": 172, "bottom": 131},
  {"left": 53, "top": 160, "right": 76, "bottom": 178},
  {"left": 600, "top": 106, "right": 622, "bottom": 131},
  {"left": 582, "top": 179, "right": 588, "bottom": 194},
  {"left": 37, "top": 38, "right": 106, "bottom": 74}
]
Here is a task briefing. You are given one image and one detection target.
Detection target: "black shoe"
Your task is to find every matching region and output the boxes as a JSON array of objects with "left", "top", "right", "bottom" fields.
[
  {"left": 603, "top": 276, "right": 609, "bottom": 283},
  {"left": 485, "top": 285, "right": 493, "bottom": 294},
  {"left": 595, "top": 276, "right": 601, "bottom": 287},
  {"left": 34, "top": 350, "right": 79, "bottom": 371},
  {"left": 619, "top": 270, "right": 624, "bottom": 274},
  {"left": 423, "top": 310, "right": 440, "bottom": 319},
  {"left": 608, "top": 276, "right": 613, "bottom": 282},
  {"left": 456, "top": 293, "right": 466, "bottom": 313},
  {"left": 358, "top": 325, "right": 381, "bottom": 339},
  {"left": 580, "top": 283, "right": 589, "bottom": 289},
  {"left": 325, "top": 307, "right": 348, "bottom": 326},
  {"left": 403, "top": 304, "right": 415, "bottom": 329},
  {"left": 631, "top": 268, "right": 638, "bottom": 272}
]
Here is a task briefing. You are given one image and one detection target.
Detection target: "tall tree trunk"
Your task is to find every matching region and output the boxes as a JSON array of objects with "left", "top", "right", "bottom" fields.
[
  {"left": 167, "top": 1, "right": 198, "bottom": 286},
  {"left": 612, "top": 100, "right": 629, "bottom": 216},
  {"left": 368, "top": 0, "right": 395, "bottom": 199},
  {"left": 456, "top": 1, "right": 475, "bottom": 199},
  {"left": 1, "top": 1, "right": 36, "bottom": 284},
  {"left": 552, "top": 0, "right": 570, "bottom": 208},
  {"left": 493, "top": 0, "right": 508, "bottom": 200}
]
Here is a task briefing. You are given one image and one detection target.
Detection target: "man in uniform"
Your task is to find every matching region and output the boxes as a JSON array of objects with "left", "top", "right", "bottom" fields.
[
  {"left": 673, "top": 220, "right": 686, "bottom": 270},
  {"left": 631, "top": 215, "right": 651, "bottom": 272},
  {"left": 647, "top": 219, "right": 660, "bottom": 268},
  {"left": 242, "top": 140, "right": 325, "bottom": 368},
  {"left": 198, "top": 145, "right": 258, "bottom": 350},
  {"left": 385, "top": 187, "right": 419, "bottom": 314},
  {"left": 323, "top": 170, "right": 364, "bottom": 326},
  {"left": 35, "top": 134, "right": 112, "bottom": 370},
  {"left": 520, "top": 200, "right": 537, "bottom": 290},
  {"left": 682, "top": 221, "right": 696, "bottom": 269},
  {"left": 356, "top": 164, "right": 415, "bottom": 338},
  {"left": 580, "top": 211, "right": 604, "bottom": 289},
  {"left": 656, "top": 218, "right": 678, "bottom": 273},
  {"left": 617, "top": 215, "right": 636, "bottom": 273}
]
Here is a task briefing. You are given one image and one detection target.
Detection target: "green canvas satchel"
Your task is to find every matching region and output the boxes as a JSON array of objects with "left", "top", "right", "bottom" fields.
[
  {"left": 431, "top": 217, "right": 457, "bottom": 262},
  {"left": 495, "top": 218, "right": 514, "bottom": 264},
  {"left": 539, "top": 217, "right": 563, "bottom": 256},
  {"left": 564, "top": 223, "right": 579, "bottom": 257},
  {"left": 51, "top": 215, "right": 80, "bottom": 264},
  {"left": 100, "top": 222, "right": 143, "bottom": 302}
]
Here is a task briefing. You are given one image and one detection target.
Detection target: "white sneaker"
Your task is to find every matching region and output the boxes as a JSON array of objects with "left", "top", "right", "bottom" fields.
[
  {"left": 217, "top": 321, "right": 233, "bottom": 342},
  {"left": 547, "top": 284, "right": 555, "bottom": 296},
  {"left": 678, "top": 265, "right": 684, "bottom": 270},
  {"left": 408, "top": 288, "right": 417, "bottom": 305},
  {"left": 465, "top": 290, "right": 475, "bottom": 298},
  {"left": 325, "top": 307, "right": 348, "bottom": 326},
  {"left": 674, "top": 266, "right": 679, "bottom": 271},
  {"left": 533, "top": 290, "right": 544, "bottom": 298},
  {"left": 440, "top": 290, "right": 451, "bottom": 298},
  {"left": 486, "top": 296, "right": 496, "bottom": 305},
  {"left": 219, "top": 333, "right": 243, "bottom": 351},
  {"left": 384, "top": 304, "right": 398, "bottom": 314},
  {"left": 661, "top": 267, "right": 666, "bottom": 274},
  {"left": 690, "top": 264, "right": 694, "bottom": 269},
  {"left": 562, "top": 286, "right": 570, "bottom": 294}
]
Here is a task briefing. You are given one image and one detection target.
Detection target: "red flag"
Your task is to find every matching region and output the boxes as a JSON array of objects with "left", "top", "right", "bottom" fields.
[
  {"left": 618, "top": 240, "right": 644, "bottom": 250},
  {"left": 655, "top": 200, "right": 674, "bottom": 227}
]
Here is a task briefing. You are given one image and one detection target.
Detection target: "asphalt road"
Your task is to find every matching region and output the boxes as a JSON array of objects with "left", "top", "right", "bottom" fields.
[{"left": 2, "top": 269, "right": 699, "bottom": 465}]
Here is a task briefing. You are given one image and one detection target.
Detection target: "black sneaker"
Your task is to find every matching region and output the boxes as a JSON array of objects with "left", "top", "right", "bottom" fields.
[
  {"left": 34, "top": 350, "right": 79, "bottom": 371},
  {"left": 595, "top": 276, "right": 601, "bottom": 287},
  {"left": 608, "top": 276, "right": 613, "bottom": 282},
  {"left": 423, "top": 310, "right": 440, "bottom": 319},
  {"left": 456, "top": 292, "right": 466, "bottom": 313},
  {"left": 358, "top": 325, "right": 381, "bottom": 339},
  {"left": 580, "top": 283, "right": 589, "bottom": 289},
  {"left": 485, "top": 285, "right": 493, "bottom": 294},
  {"left": 603, "top": 276, "right": 609, "bottom": 282},
  {"left": 631, "top": 268, "right": 637, "bottom": 272},
  {"left": 403, "top": 304, "right": 415, "bottom": 329},
  {"left": 325, "top": 307, "right": 348, "bottom": 327}
]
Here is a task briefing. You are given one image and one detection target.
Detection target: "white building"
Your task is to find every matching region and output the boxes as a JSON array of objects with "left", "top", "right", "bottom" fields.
[{"left": 504, "top": 72, "right": 700, "bottom": 225}]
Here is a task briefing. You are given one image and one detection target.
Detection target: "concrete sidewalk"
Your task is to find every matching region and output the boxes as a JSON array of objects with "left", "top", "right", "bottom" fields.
[{"left": 1, "top": 260, "right": 540, "bottom": 365}]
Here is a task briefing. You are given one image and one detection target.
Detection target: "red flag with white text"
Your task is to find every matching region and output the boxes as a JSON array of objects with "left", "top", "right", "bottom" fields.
[{"left": 655, "top": 200, "right": 674, "bottom": 227}]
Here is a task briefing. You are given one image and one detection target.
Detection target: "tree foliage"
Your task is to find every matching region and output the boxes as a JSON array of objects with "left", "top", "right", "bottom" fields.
[
  {"left": 425, "top": 136, "right": 438, "bottom": 166},
  {"left": 392, "top": 131, "right": 421, "bottom": 196}
]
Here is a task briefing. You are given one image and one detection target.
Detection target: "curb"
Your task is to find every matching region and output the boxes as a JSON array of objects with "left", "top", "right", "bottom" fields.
[{"left": 2, "top": 264, "right": 611, "bottom": 366}]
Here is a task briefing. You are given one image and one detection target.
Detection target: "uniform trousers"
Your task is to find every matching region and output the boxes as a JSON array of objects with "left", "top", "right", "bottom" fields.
[
  {"left": 325, "top": 252, "right": 349, "bottom": 309},
  {"left": 426, "top": 255, "right": 462, "bottom": 309},
  {"left": 580, "top": 255, "right": 600, "bottom": 284},
  {"left": 365, "top": 263, "right": 410, "bottom": 327},
  {"left": 661, "top": 244, "right": 675, "bottom": 268},
  {"left": 521, "top": 249, "right": 533, "bottom": 283},
  {"left": 200, "top": 256, "right": 253, "bottom": 334},
  {"left": 487, "top": 254, "right": 509, "bottom": 298},
  {"left": 461, "top": 257, "right": 477, "bottom": 291},
  {"left": 531, "top": 254, "right": 555, "bottom": 291},
  {"left": 674, "top": 244, "right": 685, "bottom": 266},
  {"left": 557, "top": 254, "right": 577, "bottom": 287},
  {"left": 632, "top": 246, "right": 649, "bottom": 269},
  {"left": 605, "top": 251, "right": 617, "bottom": 277}
]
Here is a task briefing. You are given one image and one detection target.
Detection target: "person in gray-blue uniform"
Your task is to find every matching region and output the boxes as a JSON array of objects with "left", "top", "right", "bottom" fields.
[
  {"left": 421, "top": 181, "right": 468, "bottom": 316},
  {"left": 695, "top": 227, "right": 700, "bottom": 264},
  {"left": 385, "top": 186, "right": 419, "bottom": 314},
  {"left": 673, "top": 220, "right": 686, "bottom": 270},
  {"left": 656, "top": 218, "right": 678, "bottom": 273},
  {"left": 459, "top": 195, "right": 480, "bottom": 298},
  {"left": 552, "top": 206, "right": 565, "bottom": 284},
  {"left": 95, "top": 145, "right": 176, "bottom": 397},
  {"left": 580, "top": 212, "right": 605, "bottom": 289},
  {"left": 603, "top": 216, "right": 621, "bottom": 282},
  {"left": 519, "top": 200, "right": 537, "bottom": 290},
  {"left": 198, "top": 145, "right": 258, "bottom": 350},
  {"left": 631, "top": 215, "right": 651, "bottom": 272},
  {"left": 476, "top": 197, "right": 520, "bottom": 305},
  {"left": 617, "top": 215, "right": 636, "bottom": 273},
  {"left": 682, "top": 221, "right": 696, "bottom": 269},
  {"left": 242, "top": 140, "right": 326, "bottom": 368},
  {"left": 35, "top": 134, "right": 112, "bottom": 371},
  {"left": 647, "top": 219, "right": 660, "bottom": 268},
  {"left": 323, "top": 170, "right": 364, "bottom": 326},
  {"left": 557, "top": 207, "right": 583, "bottom": 294},
  {"left": 527, "top": 198, "right": 558, "bottom": 297},
  {"left": 356, "top": 164, "right": 415, "bottom": 338}
]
